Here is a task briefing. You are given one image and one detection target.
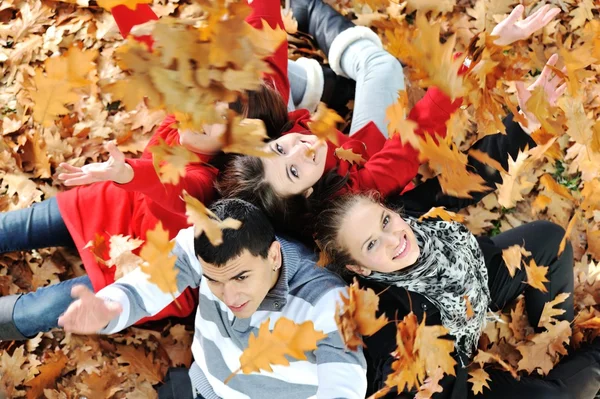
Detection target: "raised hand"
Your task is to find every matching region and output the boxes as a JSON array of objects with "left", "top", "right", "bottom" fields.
[
  {"left": 491, "top": 4, "right": 560, "bottom": 46},
  {"left": 515, "top": 54, "right": 567, "bottom": 133},
  {"left": 57, "top": 285, "right": 123, "bottom": 335},
  {"left": 58, "top": 141, "right": 134, "bottom": 186}
]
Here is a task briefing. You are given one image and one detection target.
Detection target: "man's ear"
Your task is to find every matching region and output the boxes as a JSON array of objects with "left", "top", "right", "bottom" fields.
[
  {"left": 268, "top": 240, "right": 282, "bottom": 270},
  {"left": 346, "top": 264, "right": 372, "bottom": 276},
  {"left": 303, "top": 187, "right": 314, "bottom": 198}
]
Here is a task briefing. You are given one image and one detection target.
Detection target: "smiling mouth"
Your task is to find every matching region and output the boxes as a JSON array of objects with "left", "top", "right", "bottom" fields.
[
  {"left": 392, "top": 233, "right": 409, "bottom": 260},
  {"left": 229, "top": 302, "right": 248, "bottom": 312}
]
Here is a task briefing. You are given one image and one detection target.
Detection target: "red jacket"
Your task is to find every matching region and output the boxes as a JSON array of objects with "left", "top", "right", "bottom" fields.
[
  {"left": 285, "top": 86, "right": 462, "bottom": 197},
  {"left": 57, "top": 0, "right": 289, "bottom": 323}
]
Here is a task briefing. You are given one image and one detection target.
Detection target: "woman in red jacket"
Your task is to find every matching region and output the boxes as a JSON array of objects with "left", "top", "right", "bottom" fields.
[
  {"left": 216, "top": 3, "right": 560, "bottom": 235},
  {"left": 0, "top": 0, "right": 290, "bottom": 341}
]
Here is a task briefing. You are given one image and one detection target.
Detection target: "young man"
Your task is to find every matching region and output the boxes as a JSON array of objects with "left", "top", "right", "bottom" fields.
[{"left": 58, "top": 198, "right": 367, "bottom": 398}]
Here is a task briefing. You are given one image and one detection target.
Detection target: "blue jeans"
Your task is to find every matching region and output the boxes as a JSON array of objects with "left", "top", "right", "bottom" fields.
[
  {"left": 0, "top": 197, "right": 92, "bottom": 337},
  {"left": 13, "top": 275, "right": 94, "bottom": 337},
  {"left": 0, "top": 197, "right": 74, "bottom": 253}
]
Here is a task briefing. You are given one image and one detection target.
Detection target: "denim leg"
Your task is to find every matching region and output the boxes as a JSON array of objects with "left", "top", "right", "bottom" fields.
[
  {"left": 287, "top": 59, "right": 308, "bottom": 109},
  {"left": 340, "top": 39, "right": 405, "bottom": 137},
  {"left": 13, "top": 275, "right": 93, "bottom": 338},
  {"left": 0, "top": 197, "right": 74, "bottom": 253}
]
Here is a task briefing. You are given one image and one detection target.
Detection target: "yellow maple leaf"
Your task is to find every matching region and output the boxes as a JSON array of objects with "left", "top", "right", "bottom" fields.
[
  {"left": 419, "top": 206, "right": 465, "bottom": 223},
  {"left": 524, "top": 259, "right": 549, "bottom": 293},
  {"left": 559, "top": 96, "right": 595, "bottom": 146},
  {"left": 501, "top": 244, "right": 531, "bottom": 278},
  {"left": 468, "top": 148, "right": 508, "bottom": 174},
  {"left": 335, "top": 279, "right": 389, "bottom": 351},
  {"left": 538, "top": 293, "right": 571, "bottom": 329},
  {"left": 183, "top": 191, "right": 242, "bottom": 246},
  {"left": 405, "top": 0, "right": 456, "bottom": 15},
  {"left": 415, "top": 318, "right": 457, "bottom": 377},
  {"left": 468, "top": 367, "right": 490, "bottom": 395},
  {"left": 495, "top": 150, "right": 535, "bottom": 209},
  {"left": 334, "top": 147, "right": 366, "bottom": 166},
  {"left": 307, "top": 103, "right": 343, "bottom": 145},
  {"left": 139, "top": 221, "right": 179, "bottom": 297},
  {"left": 30, "top": 47, "right": 98, "bottom": 126},
  {"left": 221, "top": 117, "right": 273, "bottom": 158},
  {"left": 524, "top": 85, "right": 558, "bottom": 136},
  {"left": 532, "top": 194, "right": 552, "bottom": 215},
  {"left": 386, "top": 91, "right": 419, "bottom": 146},
  {"left": 97, "top": 0, "right": 152, "bottom": 11},
  {"left": 558, "top": 213, "right": 578, "bottom": 257},
  {"left": 581, "top": 179, "right": 600, "bottom": 219},
  {"left": 107, "top": 234, "right": 144, "bottom": 280},
  {"left": 149, "top": 139, "right": 202, "bottom": 185},
  {"left": 246, "top": 19, "right": 287, "bottom": 57},
  {"left": 225, "top": 317, "right": 327, "bottom": 383}
]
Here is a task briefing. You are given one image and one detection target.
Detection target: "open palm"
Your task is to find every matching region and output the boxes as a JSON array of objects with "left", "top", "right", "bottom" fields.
[
  {"left": 58, "top": 285, "right": 122, "bottom": 335},
  {"left": 492, "top": 4, "right": 560, "bottom": 46}
]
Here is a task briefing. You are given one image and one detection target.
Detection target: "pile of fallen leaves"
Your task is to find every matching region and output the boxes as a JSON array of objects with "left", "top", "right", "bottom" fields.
[{"left": 1, "top": 0, "right": 600, "bottom": 397}]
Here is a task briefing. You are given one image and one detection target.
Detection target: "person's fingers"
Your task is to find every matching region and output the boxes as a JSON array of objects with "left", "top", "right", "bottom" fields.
[
  {"left": 521, "top": 5, "right": 549, "bottom": 31},
  {"left": 508, "top": 4, "right": 524, "bottom": 24},
  {"left": 106, "top": 141, "right": 125, "bottom": 163},
  {"left": 523, "top": 4, "right": 545, "bottom": 22},
  {"left": 63, "top": 176, "right": 97, "bottom": 186},
  {"left": 515, "top": 81, "right": 530, "bottom": 104},
  {"left": 555, "top": 82, "right": 567, "bottom": 98},
  {"left": 71, "top": 284, "right": 95, "bottom": 300},
  {"left": 57, "top": 172, "right": 85, "bottom": 181},
  {"left": 106, "top": 302, "right": 123, "bottom": 318},
  {"left": 58, "top": 163, "right": 82, "bottom": 173},
  {"left": 541, "top": 7, "right": 561, "bottom": 26},
  {"left": 537, "top": 54, "right": 559, "bottom": 83}
]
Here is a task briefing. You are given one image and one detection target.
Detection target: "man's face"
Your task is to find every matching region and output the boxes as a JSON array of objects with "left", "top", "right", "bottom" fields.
[{"left": 200, "top": 242, "right": 281, "bottom": 318}]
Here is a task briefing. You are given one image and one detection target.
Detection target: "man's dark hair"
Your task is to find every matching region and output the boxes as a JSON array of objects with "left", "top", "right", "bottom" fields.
[{"left": 193, "top": 198, "right": 276, "bottom": 266}]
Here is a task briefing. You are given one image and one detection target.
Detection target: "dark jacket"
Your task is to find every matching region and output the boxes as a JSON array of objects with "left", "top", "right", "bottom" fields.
[{"left": 361, "top": 113, "right": 536, "bottom": 398}]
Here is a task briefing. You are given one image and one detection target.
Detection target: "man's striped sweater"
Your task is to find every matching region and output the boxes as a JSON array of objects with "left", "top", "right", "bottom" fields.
[{"left": 96, "top": 227, "right": 367, "bottom": 398}]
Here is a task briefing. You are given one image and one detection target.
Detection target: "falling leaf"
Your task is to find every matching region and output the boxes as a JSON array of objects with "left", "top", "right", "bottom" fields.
[
  {"left": 334, "top": 147, "right": 366, "bottom": 165},
  {"left": 221, "top": 117, "right": 273, "bottom": 158},
  {"left": 307, "top": 103, "right": 344, "bottom": 145},
  {"left": 84, "top": 233, "right": 109, "bottom": 266},
  {"left": 335, "top": 279, "right": 389, "bottom": 351},
  {"left": 386, "top": 92, "right": 419, "bottom": 146},
  {"left": 139, "top": 221, "right": 179, "bottom": 297},
  {"left": 418, "top": 206, "right": 465, "bottom": 223},
  {"left": 538, "top": 293, "right": 571, "bottom": 329},
  {"left": 281, "top": 9, "right": 297, "bottom": 34},
  {"left": 558, "top": 213, "right": 578, "bottom": 257},
  {"left": 149, "top": 139, "right": 202, "bottom": 186},
  {"left": 524, "top": 259, "right": 549, "bottom": 293},
  {"left": 468, "top": 148, "right": 507, "bottom": 174},
  {"left": 501, "top": 244, "right": 531, "bottom": 278},
  {"left": 496, "top": 150, "right": 535, "bottom": 209},
  {"left": 183, "top": 191, "right": 242, "bottom": 246},
  {"left": 468, "top": 367, "right": 490, "bottom": 395},
  {"left": 472, "top": 350, "right": 517, "bottom": 378},
  {"left": 225, "top": 318, "right": 327, "bottom": 383},
  {"left": 107, "top": 234, "right": 144, "bottom": 280},
  {"left": 405, "top": 0, "right": 456, "bottom": 16},
  {"left": 538, "top": 174, "right": 575, "bottom": 203}
]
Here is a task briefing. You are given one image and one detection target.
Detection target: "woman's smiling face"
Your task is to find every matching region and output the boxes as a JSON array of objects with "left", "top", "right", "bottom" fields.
[
  {"left": 262, "top": 133, "right": 328, "bottom": 196},
  {"left": 338, "top": 198, "right": 420, "bottom": 274}
]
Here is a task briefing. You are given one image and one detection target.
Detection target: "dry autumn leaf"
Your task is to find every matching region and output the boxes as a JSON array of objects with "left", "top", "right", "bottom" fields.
[
  {"left": 524, "top": 259, "right": 549, "bottom": 293},
  {"left": 139, "top": 221, "right": 179, "bottom": 298},
  {"left": 183, "top": 191, "right": 242, "bottom": 246},
  {"left": 308, "top": 103, "right": 344, "bottom": 145},
  {"left": 538, "top": 293, "right": 570, "bottom": 329},
  {"left": 149, "top": 139, "right": 202, "bottom": 185},
  {"left": 334, "top": 147, "right": 366, "bottom": 165},
  {"left": 335, "top": 279, "right": 388, "bottom": 351},
  {"left": 24, "top": 350, "right": 68, "bottom": 399},
  {"left": 415, "top": 366, "right": 444, "bottom": 399},
  {"left": 418, "top": 206, "right": 465, "bottom": 223},
  {"left": 468, "top": 367, "right": 490, "bottom": 395},
  {"left": 107, "top": 234, "right": 144, "bottom": 280},
  {"left": 96, "top": 0, "right": 152, "bottom": 11},
  {"left": 221, "top": 117, "right": 272, "bottom": 158},
  {"left": 225, "top": 317, "right": 327, "bottom": 383},
  {"left": 501, "top": 244, "right": 531, "bottom": 278},
  {"left": 558, "top": 213, "right": 578, "bottom": 256}
]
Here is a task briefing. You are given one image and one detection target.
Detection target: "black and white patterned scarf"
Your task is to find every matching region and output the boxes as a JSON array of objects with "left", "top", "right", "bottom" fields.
[{"left": 365, "top": 216, "right": 491, "bottom": 357}]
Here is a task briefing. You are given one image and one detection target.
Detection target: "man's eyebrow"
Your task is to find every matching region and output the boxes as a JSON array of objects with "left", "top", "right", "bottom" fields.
[
  {"left": 230, "top": 270, "right": 250, "bottom": 280},
  {"left": 202, "top": 274, "right": 217, "bottom": 282}
]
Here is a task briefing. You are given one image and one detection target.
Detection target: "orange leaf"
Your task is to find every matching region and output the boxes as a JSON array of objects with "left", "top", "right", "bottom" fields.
[
  {"left": 139, "top": 221, "right": 179, "bottom": 297},
  {"left": 418, "top": 206, "right": 465, "bottom": 223},
  {"left": 97, "top": 0, "right": 152, "bottom": 11},
  {"left": 538, "top": 293, "right": 571, "bottom": 329},
  {"left": 25, "top": 351, "right": 68, "bottom": 399},
  {"left": 183, "top": 191, "right": 242, "bottom": 246},
  {"left": 532, "top": 194, "right": 552, "bottom": 215},
  {"left": 558, "top": 213, "right": 578, "bottom": 257},
  {"left": 468, "top": 148, "right": 507, "bottom": 174},
  {"left": 524, "top": 259, "right": 549, "bottom": 293},
  {"left": 415, "top": 367, "right": 444, "bottom": 399},
  {"left": 84, "top": 233, "right": 109, "bottom": 266},
  {"left": 539, "top": 174, "right": 575, "bottom": 203},
  {"left": 307, "top": 103, "right": 343, "bottom": 145},
  {"left": 334, "top": 147, "right": 366, "bottom": 166},
  {"left": 149, "top": 139, "right": 202, "bottom": 186},
  {"left": 472, "top": 350, "right": 517, "bottom": 378},
  {"left": 226, "top": 317, "right": 327, "bottom": 383},
  {"left": 467, "top": 367, "right": 490, "bottom": 395},
  {"left": 335, "top": 279, "right": 389, "bottom": 351},
  {"left": 501, "top": 244, "right": 531, "bottom": 278}
]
